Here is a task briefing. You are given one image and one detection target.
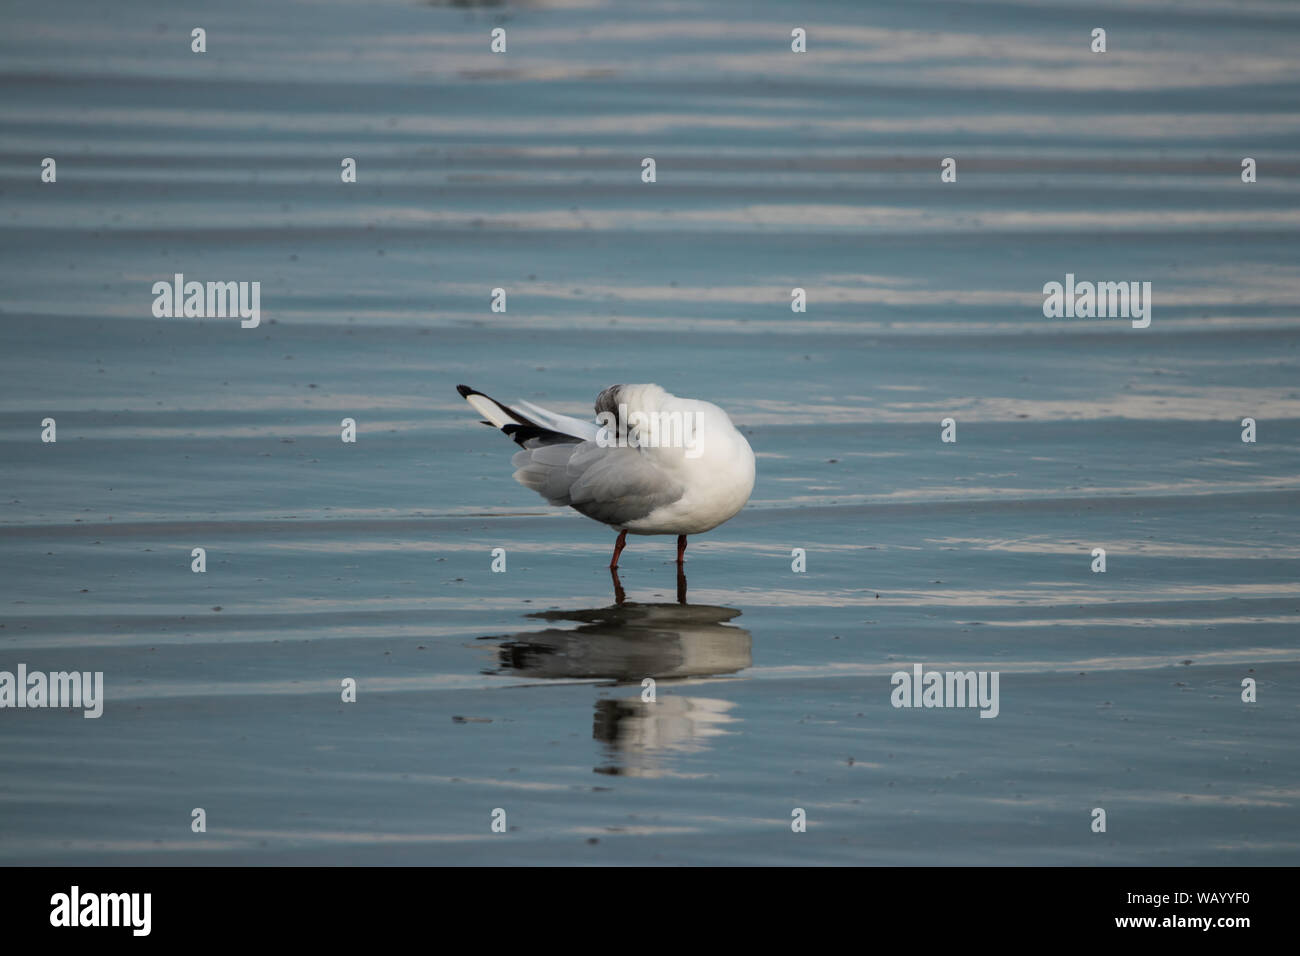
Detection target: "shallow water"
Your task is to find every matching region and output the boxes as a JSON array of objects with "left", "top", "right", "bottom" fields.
[{"left": 1, "top": 0, "right": 1299, "bottom": 864}]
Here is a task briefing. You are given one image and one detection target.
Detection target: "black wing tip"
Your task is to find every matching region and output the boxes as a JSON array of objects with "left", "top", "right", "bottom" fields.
[
  {"left": 502, "top": 423, "right": 583, "bottom": 448},
  {"left": 457, "top": 385, "right": 493, "bottom": 427},
  {"left": 458, "top": 386, "right": 542, "bottom": 429}
]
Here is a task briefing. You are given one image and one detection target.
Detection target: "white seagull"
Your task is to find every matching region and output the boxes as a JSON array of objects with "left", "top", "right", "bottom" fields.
[{"left": 457, "top": 383, "right": 755, "bottom": 568}]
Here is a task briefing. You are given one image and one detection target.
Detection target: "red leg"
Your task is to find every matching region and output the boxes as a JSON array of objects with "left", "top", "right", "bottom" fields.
[
  {"left": 609, "top": 529, "right": 627, "bottom": 569},
  {"left": 676, "top": 534, "right": 688, "bottom": 565}
]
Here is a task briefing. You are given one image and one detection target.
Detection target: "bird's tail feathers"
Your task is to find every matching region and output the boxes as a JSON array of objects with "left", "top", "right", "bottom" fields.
[{"left": 458, "top": 384, "right": 585, "bottom": 448}]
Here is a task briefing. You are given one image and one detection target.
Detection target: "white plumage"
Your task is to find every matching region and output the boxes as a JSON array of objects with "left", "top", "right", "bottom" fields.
[{"left": 458, "top": 383, "right": 755, "bottom": 566}]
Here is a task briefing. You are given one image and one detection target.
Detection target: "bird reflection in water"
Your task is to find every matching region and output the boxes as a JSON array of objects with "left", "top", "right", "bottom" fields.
[{"left": 485, "top": 568, "right": 751, "bottom": 776}]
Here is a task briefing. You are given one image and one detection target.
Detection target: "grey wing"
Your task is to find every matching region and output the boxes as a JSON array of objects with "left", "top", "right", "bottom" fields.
[{"left": 512, "top": 440, "right": 685, "bottom": 526}]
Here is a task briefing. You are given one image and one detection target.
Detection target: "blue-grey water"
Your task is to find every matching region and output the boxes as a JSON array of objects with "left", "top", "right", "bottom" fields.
[{"left": 1, "top": 0, "right": 1298, "bottom": 864}]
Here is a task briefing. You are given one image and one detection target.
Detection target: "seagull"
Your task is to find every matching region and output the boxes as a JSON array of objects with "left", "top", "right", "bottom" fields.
[{"left": 457, "top": 383, "right": 755, "bottom": 568}]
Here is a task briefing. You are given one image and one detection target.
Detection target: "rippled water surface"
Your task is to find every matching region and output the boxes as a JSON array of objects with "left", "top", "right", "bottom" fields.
[{"left": 2, "top": 0, "right": 1299, "bottom": 864}]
